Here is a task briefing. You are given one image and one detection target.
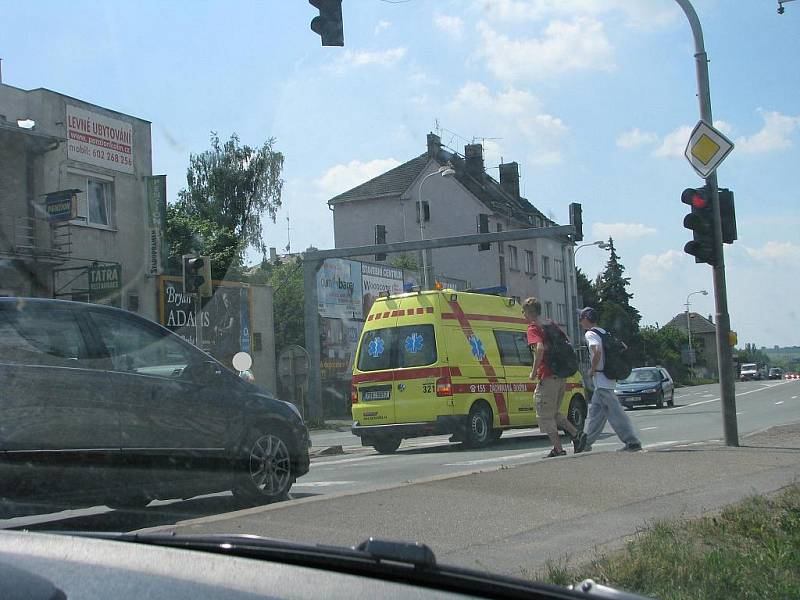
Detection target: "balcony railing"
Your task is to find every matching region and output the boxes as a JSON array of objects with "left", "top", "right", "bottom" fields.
[{"left": 0, "top": 215, "right": 72, "bottom": 261}]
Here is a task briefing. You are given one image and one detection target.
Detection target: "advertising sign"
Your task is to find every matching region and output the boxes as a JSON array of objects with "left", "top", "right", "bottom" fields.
[
  {"left": 316, "top": 258, "right": 362, "bottom": 319},
  {"left": 88, "top": 264, "right": 121, "bottom": 295},
  {"left": 159, "top": 277, "right": 252, "bottom": 366},
  {"left": 45, "top": 190, "right": 78, "bottom": 222},
  {"left": 145, "top": 175, "right": 167, "bottom": 275},
  {"left": 67, "top": 105, "right": 134, "bottom": 174},
  {"left": 361, "top": 262, "right": 404, "bottom": 316}
]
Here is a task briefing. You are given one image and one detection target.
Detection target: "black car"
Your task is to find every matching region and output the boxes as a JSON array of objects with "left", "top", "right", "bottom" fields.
[
  {"left": 0, "top": 297, "right": 309, "bottom": 510},
  {"left": 615, "top": 367, "right": 675, "bottom": 409}
]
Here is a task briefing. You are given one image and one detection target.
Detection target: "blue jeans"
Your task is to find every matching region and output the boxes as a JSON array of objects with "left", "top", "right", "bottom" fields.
[{"left": 585, "top": 387, "right": 640, "bottom": 447}]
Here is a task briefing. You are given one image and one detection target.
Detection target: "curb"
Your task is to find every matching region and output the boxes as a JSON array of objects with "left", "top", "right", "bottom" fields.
[{"left": 308, "top": 445, "right": 344, "bottom": 458}]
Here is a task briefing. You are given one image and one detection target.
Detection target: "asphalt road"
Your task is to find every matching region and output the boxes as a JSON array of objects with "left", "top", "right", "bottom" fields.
[{"left": 3, "top": 379, "right": 798, "bottom": 532}]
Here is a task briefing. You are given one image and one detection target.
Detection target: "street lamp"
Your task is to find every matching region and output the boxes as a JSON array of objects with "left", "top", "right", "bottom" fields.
[
  {"left": 418, "top": 163, "right": 455, "bottom": 289},
  {"left": 573, "top": 240, "right": 609, "bottom": 257},
  {"left": 686, "top": 289, "right": 708, "bottom": 377},
  {"left": 571, "top": 240, "right": 611, "bottom": 351}
]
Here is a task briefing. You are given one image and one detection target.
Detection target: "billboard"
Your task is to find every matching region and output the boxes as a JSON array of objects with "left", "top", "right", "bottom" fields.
[
  {"left": 360, "top": 262, "right": 404, "bottom": 316},
  {"left": 66, "top": 105, "right": 134, "bottom": 174},
  {"left": 316, "top": 258, "right": 362, "bottom": 319}
]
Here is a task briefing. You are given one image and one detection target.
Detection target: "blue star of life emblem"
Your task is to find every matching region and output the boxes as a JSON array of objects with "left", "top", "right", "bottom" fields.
[
  {"left": 468, "top": 334, "right": 485, "bottom": 360},
  {"left": 405, "top": 332, "right": 424, "bottom": 354},
  {"left": 368, "top": 336, "right": 385, "bottom": 358}
]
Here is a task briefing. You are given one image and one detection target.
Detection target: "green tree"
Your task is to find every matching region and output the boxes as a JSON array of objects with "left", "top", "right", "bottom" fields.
[
  {"left": 166, "top": 132, "right": 284, "bottom": 279},
  {"left": 389, "top": 253, "right": 419, "bottom": 271},
  {"left": 252, "top": 257, "right": 305, "bottom": 356},
  {"left": 641, "top": 325, "right": 691, "bottom": 384},
  {"left": 595, "top": 238, "right": 643, "bottom": 363},
  {"left": 576, "top": 267, "right": 598, "bottom": 309}
]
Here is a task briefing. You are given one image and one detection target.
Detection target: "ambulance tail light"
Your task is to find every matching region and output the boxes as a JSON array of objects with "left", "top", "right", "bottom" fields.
[
  {"left": 351, "top": 385, "right": 359, "bottom": 405},
  {"left": 436, "top": 377, "right": 452, "bottom": 397}
]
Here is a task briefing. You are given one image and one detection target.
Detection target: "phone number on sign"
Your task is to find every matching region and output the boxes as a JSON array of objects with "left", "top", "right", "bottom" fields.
[{"left": 91, "top": 148, "right": 133, "bottom": 166}]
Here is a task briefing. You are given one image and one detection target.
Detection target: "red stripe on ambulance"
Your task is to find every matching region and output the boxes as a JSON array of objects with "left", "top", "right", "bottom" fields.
[{"left": 446, "top": 299, "right": 510, "bottom": 426}]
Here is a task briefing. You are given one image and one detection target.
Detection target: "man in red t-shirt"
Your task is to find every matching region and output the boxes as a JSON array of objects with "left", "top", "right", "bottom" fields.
[{"left": 523, "top": 297, "right": 585, "bottom": 457}]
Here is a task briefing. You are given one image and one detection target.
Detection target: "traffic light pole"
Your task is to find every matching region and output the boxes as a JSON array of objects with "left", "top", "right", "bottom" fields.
[{"left": 675, "top": 0, "right": 738, "bottom": 447}]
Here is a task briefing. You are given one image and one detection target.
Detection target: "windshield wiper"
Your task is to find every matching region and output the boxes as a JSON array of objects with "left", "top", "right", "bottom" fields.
[{"left": 67, "top": 532, "right": 652, "bottom": 599}]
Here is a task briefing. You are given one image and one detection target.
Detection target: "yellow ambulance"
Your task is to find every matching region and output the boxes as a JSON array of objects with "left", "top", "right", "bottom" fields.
[{"left": 351, "top": 289, "right": 587, "bottom": 454}]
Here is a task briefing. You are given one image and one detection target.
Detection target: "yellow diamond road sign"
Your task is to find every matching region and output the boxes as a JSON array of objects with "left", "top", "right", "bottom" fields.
[{"left": 685, "top": 120, "right": 734, "bottom": 178}]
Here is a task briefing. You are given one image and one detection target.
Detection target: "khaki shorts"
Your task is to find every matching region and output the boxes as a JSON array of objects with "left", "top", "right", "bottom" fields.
[{"left": 534, "top": 376, "right": 567, "bottom": 420}]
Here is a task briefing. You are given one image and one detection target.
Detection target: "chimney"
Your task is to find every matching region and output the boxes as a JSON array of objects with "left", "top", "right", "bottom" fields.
[
  {"left": 427, "top": 133, "right": 441, "bottom": 158},
  {"left": 708, "top": 314, "right": 714, "bottom": 324},
  {"left": 464, "top": 143, "right": 484, "bottom": 178},
  {"left": 269, "top": 247, "right": 277, "bottom": 261},
  {"left": 499, "top": 161, "right": 520, "bottom": 199}
]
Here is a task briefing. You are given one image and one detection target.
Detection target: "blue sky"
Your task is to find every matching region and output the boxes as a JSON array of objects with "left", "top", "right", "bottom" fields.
[{"left": 4, "top": 0, "right": 799, "bottom": 347}]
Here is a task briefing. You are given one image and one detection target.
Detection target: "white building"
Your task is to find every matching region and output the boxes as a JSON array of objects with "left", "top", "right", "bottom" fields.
[
  {"left": 327, "top": 133, "right": 580, "bottom": 341},
  {"left": 0, "top": 82, "right": 161, "bottom": 319}
]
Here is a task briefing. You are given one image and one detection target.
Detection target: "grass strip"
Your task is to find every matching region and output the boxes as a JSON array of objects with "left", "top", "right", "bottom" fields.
[{"left": 540, "top": 484, "right": 800, "bottom": 600}]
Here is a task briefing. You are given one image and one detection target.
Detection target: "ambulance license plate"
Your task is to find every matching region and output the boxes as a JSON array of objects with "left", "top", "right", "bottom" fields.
[{"left": 363, "top": 390, "right": 391, "bottom": 401}]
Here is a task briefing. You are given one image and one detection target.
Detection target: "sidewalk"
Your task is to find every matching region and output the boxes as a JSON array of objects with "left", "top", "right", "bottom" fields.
[{"left": 141, "top": 423, "right": 800, "bottom": 578}]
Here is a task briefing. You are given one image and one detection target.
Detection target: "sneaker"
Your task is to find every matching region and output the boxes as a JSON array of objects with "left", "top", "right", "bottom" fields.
[
  {"left": 544, "top": 448, "right": 567, "bottom": 458},
  {"left": 573, "top": 432, "right": 588, "bottom": 454},
  {"left": 617, "top": 443, "right": 642, "bottom": 452}
]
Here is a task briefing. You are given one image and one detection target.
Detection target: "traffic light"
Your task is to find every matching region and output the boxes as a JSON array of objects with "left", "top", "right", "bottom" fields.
[
  {"left": 477, "top": 213, "right": 490, "bottom": 251},
  {"left": 183, "top": 255, "right": 212, "bottom": 297},
  {"left": 682, "top": 187, "right": 717, "bottom": 266},
  {"left": 375, "top": 224, "right": 386, "bottom": 262},
  {"left": 309, "top": 0, "right": 344, "bottom": 46},
  {"left": 718, "top": 188, "right": 737, "bottom": 244},
  {"left": 569, "top": 202, "right": 583, "bottom": 242}
]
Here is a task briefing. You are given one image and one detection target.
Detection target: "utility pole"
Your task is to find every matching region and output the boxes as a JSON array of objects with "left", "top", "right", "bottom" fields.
[{"left": 675, "top": 0, "right": 739, "bottom": 446}]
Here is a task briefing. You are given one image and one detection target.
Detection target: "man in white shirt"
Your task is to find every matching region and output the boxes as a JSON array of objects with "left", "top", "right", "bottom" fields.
[{"left": 578, "top": 307, "right": 642, "bottom": 452}]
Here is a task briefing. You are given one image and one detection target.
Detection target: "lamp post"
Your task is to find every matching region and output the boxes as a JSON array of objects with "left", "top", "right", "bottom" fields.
[
  {"left": 571, "top": 240, "right": 611, "bottom": 352},
  {"left": 686, "top": 289, "right": 708, "bottom": 377},
  {"left": 573, "top": 240, "right": 609, "bottom": 257},
  {"left": 417, "top": 164, "right": 455, "bottom": 289}
]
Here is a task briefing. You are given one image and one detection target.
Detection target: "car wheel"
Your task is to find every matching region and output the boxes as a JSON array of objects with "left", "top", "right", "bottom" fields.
[
  {"left": 233, "top": 428, "right": 294, "bottom": 504},
  {"left": 567, "top": 396, "right": 587, "bottom": 432},
  {"left": 655, "top": 392, "right": 664, "bottom": 409},
  {"left": 372, "top": 438, "right": 401, "bottom": 454},
  {"left": 464, "top": 404, "right": 492, "bottom": 448},
  {"left": 490, "top": 428, "right": 503, "bottom": 441},
  {"left": 667, "top": 390, "right": 675, "bottom": 407}
]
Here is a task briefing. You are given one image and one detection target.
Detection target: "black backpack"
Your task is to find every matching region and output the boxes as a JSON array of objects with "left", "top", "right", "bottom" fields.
[
  {"left": 592, "top": 328, "right": 632, "bottom": 380},
  {"left": 542, "top": 322, "right": 578, "bottom": 378}
]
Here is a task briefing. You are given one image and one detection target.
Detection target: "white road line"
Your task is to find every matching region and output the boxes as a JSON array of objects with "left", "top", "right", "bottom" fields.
[
  {"left": 314, "top": 454, "right": 391, "bottom": 466},
  {"left": 775, "top": 401, "right": 784, "bottom": 405},
  {"left": 444, "top": 451, "right": 543, "bottom": 466},
  {"left": 292, "top": 481, "right": 356, "bottom": 488},
  {"left": 792, "top": 396, "right": 798, "bottom": 400},
  {"left": 644, "top": 440, "right": 688, "bottom": 449},
  {"left": 736, "top": 411, "right": 745, "bottom": 416},
  {"left": 640, "top": 427, "right": 658, "bottom": 431}
]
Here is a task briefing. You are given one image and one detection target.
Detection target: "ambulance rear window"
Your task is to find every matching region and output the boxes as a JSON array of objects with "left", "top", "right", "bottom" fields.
[{"left": 357, "top": 325, "right": 436, "bottom": 372}]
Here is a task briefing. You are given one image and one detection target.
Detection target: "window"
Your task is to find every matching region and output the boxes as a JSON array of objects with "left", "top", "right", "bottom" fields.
[
  {"left": 557, "top": 303, "right": 567, "bottom": 324},
  {"left": 415, "top": 200, "right": 430, "bottom": 223},
  {"left": 554, "top": 259, "right": 564, "bottom": 281},
  {"left": 545, "top": 301, "right": 553, "bottom": 319},
  {"left": 0, "top": 308, "right": 89, "bottom": 367},
  {"left": 525, "top": 250, "right": 535, "bottom": 274},
  {"left": 494, "top": 330, "right": 531, "bottom": 367},
  {"left": 357, "top": 324, "right": 437, "bottom": 372},
  {"left": 509, "top": 245, "right": 519, "bottom": 270},
  {"left": 89, "top": 311, "right": 193, "bottom": 376},
  {"left": 542, "top": 256, "right": 551, "bottom": 279}
]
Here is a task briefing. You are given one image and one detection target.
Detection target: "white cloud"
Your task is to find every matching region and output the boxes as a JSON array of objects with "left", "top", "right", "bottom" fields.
[
  {"left": 592, "top": 222, "right": 657, "bottom": 240},
  {"left": 315, "top": 158, "right": 401, "bottom": 198},
  {"left": 332, "top": 47, "right": 407, "bottom": 71},
  {"left": 744, "top": 241, "right": 800, "bottom": 264},
  {"left": 617, "top": 128, "right": 658, "bottom": 149},
  {"left": 736, "top": 110, "right": 800, "bottom": 154},
  {"left": 473, "top": 0, "right": 676, "bottom": 30},
  {"left": 447, "top": 82, "right": 567, "bottom": 165},
  {"left": 476, "top": 18, "right": 614, "bottom": 81},
  {"left": 638, "top": 250, "right": 688, "bottom": 283},
  {"left": 374, "top": 20, "right": 391, "bottom": 35},
  {"left": 653, "top": 125, "right": 692, "bottom": 158},
  {"left": 434, "top": 14, "right": 464, "bottom": 39}
]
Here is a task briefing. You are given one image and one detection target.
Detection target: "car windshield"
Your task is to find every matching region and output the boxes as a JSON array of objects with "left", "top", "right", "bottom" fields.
[
  {"left": 621, "top": 369, "right": 661, "bottom": 383},
  {"left": 2, "top": 3, "right": 798, "bottom": 598}
]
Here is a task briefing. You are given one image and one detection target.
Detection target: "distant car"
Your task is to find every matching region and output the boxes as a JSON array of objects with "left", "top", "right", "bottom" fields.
[
  {"left": 615, "top": 367, "right": 675, "bottom": 409},
  {"left": 739, "top": 363, "right": 760, "bottom": 381},
  {"left": 768, "top": 367, "right": 784, "bottom": 380},
  {"left": 0, "top": 297, "right": 310, "bottom": 510}
]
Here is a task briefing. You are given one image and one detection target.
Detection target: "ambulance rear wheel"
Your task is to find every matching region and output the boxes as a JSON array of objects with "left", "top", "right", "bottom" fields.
[
  {"left": 464, "top": 404, "right": 492, "bottom": 448},
  {"left": 373, "top": 438, "right": 401, "bottom": 454}
]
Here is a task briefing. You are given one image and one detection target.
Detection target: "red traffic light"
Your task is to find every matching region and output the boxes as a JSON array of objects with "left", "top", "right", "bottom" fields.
[{"left": 681, "top": 187, "right": 708, "bottom": 209}]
